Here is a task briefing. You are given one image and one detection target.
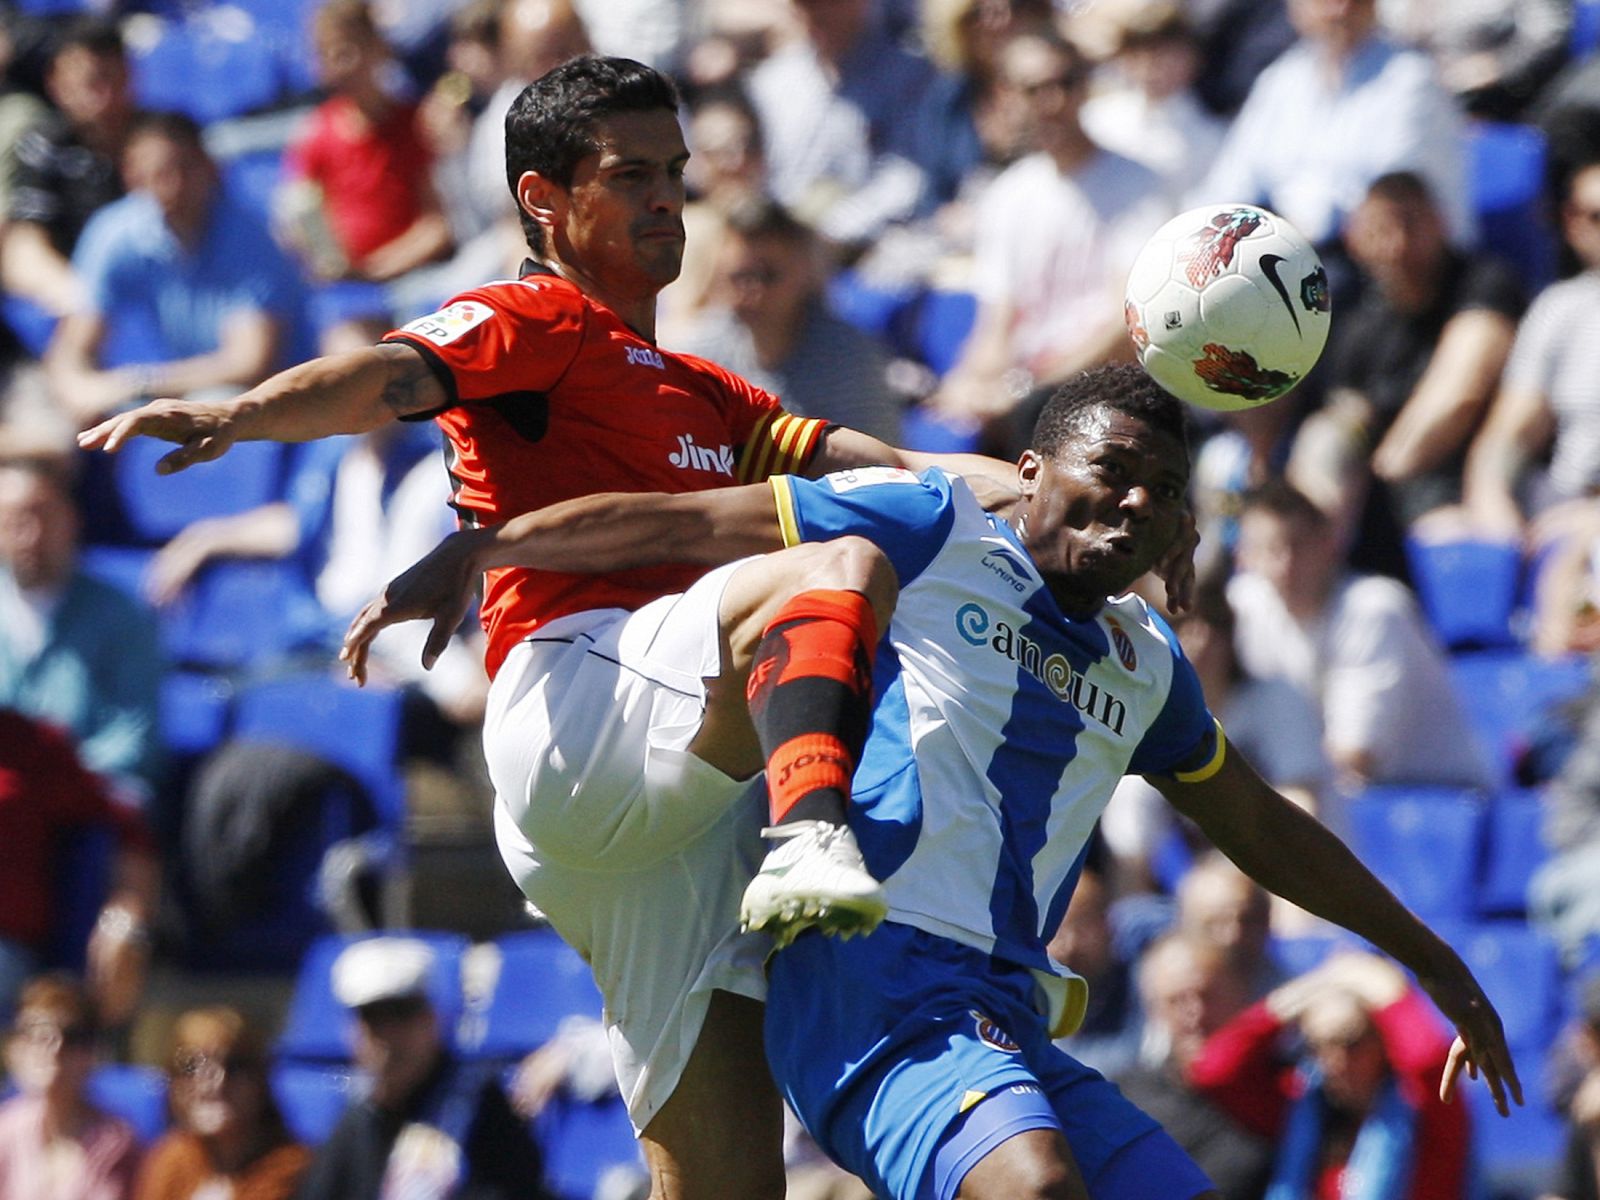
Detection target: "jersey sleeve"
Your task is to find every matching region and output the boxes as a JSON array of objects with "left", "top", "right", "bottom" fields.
[
  {"left": 770, "top": 466, "right": 958, "bottom": 586},
  {"left": 1127, "top": 611, "right": 1220, "bottom": 778},
  {"left": 382, "top": 280, "right": 585, "bottom": 412},
  {"left": 683, "top": 356, "right": 828, "bottom": 481},
  {"left": 736, "top": 408, "right": 828, "bottom": 481}
]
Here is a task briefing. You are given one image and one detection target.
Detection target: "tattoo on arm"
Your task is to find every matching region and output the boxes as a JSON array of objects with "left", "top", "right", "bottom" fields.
[{"left": 374, "top": 343, "right": 446, "bottom": 418}]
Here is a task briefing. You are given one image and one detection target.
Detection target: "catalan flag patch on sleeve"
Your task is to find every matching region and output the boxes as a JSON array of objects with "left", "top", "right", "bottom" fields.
[{"left": 738, "top": 411, "right": 827, "bottom": 483}]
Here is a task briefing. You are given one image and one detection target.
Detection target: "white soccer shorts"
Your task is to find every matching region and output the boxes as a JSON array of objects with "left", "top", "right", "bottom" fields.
[{"left": 483, "top": 558, "right": 770, "bottom": 1131}]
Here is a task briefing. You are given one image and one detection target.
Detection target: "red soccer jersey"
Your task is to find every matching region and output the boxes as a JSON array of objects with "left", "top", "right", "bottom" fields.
[{"left": 385, "top": 269, "right": 826, "bottom": 677}]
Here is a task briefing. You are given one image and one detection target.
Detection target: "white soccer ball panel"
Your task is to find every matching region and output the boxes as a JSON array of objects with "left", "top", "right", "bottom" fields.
[
  {"left": 1123, "top": 203, "right": 1332, "bottom": 411},
  {"left": 1194, "top": 273, "right": 1268, "bottom": 348},
  {"left": 1126, "top": 236, "right": 1178, "bottom": 305}
]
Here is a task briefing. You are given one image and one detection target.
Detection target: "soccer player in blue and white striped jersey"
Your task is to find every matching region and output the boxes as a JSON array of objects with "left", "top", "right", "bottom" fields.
[{"left": 344, "top": 363, "right": 1521, "bottom": 1200}]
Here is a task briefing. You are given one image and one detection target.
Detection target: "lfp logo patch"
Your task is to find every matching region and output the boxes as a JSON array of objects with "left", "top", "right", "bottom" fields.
[
  {"left": 971, "top": 1010, "right": 1020, "bottom": 1053},
  {"left": 401, "top": 301, "right": 494, "bottom": 346}
]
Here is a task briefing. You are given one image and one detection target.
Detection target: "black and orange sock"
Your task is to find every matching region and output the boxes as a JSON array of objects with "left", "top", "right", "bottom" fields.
[{"left": 746, "top": 589, "right": 878, "bottom": 827}]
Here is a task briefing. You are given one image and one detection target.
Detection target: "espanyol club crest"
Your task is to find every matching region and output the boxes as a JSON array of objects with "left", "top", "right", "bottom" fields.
[
  {"left": 1105, "top": 616, "right": 1138, "bottom": 671},
  {"left": 971, "top": 1010, "right": 1021, "bottom": 1053}
]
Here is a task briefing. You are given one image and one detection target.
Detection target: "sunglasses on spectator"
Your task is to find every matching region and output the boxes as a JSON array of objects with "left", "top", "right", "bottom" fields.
[
  {"left": 173, "top": 1049, "right": 261, "bottom": 1079},
  {"left": 1015, "top": 70, "right": 1089, "bottom": 96},
  {"left": 13, "top": 1019, "right": 95, "bottom": 1049}
]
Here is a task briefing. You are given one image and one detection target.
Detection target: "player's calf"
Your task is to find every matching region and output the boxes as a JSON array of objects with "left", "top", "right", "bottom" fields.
[{"left": 738, "top": 549, "right": 894, "bottom": 945}]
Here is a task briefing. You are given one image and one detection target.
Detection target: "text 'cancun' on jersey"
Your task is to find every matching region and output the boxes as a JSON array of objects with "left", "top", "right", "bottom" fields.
[
  {"left": 771, "top": 467, "right": 1219, "bottom": 985},
  {"left": 386, "top": 266, "right": 826, "bottom": 676}
]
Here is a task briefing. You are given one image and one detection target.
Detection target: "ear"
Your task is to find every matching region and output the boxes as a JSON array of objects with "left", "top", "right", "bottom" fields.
[
  {"left": 1017, "top": 450, "right": 1043, "bottom": 498},
  {"left": 515, "top": 170, "right": 564, "bottom": 236}
]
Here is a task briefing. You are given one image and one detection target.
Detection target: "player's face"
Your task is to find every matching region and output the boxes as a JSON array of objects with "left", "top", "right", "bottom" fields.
[
  {"left": 1017, "top": 410, "right": 1189, "bottom": 615},
  {"left": 550, "top": 109, "right": 689, "bottom": 295}
]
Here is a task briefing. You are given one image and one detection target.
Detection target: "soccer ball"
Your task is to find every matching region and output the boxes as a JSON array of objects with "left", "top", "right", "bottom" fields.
[{"left": 1124, "top": 204, "right": 1331, "bottom": 411}]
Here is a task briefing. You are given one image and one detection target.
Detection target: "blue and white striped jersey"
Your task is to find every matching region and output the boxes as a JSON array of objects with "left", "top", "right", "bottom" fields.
[{"left": 771, "top": 466, "right": 1218, "bottom": 979}]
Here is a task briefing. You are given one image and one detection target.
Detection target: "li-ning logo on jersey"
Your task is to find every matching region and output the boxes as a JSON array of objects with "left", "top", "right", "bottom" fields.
[
  {"left": 1104, "top": 616, "right": 1138, "bottom": 671},
  {"left": 625, "top": 345, "right": 666, "bottom": 369},
  {"left": 668, "top": 434, "right": 735, "bottom": 476},
  {"left": 970, "top": 1011, "right": 1021, "bottom": 1053},
  {"left": 954, "top": 603, "right": 1128, "bottom": 735},
  {"left": 980, "top": 538, "right": 1032, "bottom": 594}
]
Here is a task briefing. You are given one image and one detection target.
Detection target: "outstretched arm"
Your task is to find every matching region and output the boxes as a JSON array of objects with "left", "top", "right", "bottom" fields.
[
  {"left": 75, "top": 342, "right": 446, "bottom": 474},
  {"left": 1154, "top": 748, "right": 1523, "bottom": 1116},
  {"left": 813, "top": 425, "right": 1197, "bottom": 610},
  {"left": 340, "top": 484, "right": 785, "bottom": 682}
]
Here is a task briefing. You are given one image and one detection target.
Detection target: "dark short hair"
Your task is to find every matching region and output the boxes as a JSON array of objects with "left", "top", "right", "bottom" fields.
[
  {"left": 49, "top": 16, "right": 124, "bottom": 64},
  {"left": 1030, "top": 363, "right": 1190, "bottom": 462},
  {"left": 1365, "top": 170, "right": 1435, "bottom": 209},
  {"left": 505, "top": 55, "right": 680, "bottom": 255},
  {"left": 127, "top": 110, "right": 208, "bottom": 157},
  {"left": 1240, "top": 477, "right": 1328, "bottom": 530},
  {"left": 723, "top": 195, "right": 812, "bottom": 247}
]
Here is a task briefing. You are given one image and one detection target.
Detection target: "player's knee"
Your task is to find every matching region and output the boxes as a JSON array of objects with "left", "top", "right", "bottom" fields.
[
  {"left": 1011, "top": 1160, "right": 1088, "bottom": 1200},
  {"left": 806, "top": 535, "right": 898, "bottom": 625},
  {"left": 958, "top": 1132, "right": 1090, "bottom": 1200}
]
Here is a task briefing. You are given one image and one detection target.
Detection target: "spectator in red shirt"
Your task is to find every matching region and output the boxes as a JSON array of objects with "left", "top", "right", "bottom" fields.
[
  {"left": 280, "top": 0, "right": 453, "bottom": 291},
  {"left": 1189, "top": 951, "right": 1471, "bottom": 1200},
  {"left": 0, "top": 708, "right": 159, "bottom": 1028}
]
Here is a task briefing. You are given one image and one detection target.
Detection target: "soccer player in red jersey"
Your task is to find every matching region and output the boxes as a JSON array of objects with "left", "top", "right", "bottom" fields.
[{"left": 80, "top": 56, "right": 1189, "bottom": 1200}]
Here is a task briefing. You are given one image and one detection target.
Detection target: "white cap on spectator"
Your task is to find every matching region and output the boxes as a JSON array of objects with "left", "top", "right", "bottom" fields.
[{"left": 331, "top": 937, "right": 435, "bottom": 1010}]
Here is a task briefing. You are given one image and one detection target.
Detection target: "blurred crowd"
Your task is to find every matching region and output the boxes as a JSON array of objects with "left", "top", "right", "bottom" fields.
[{"left": 5, "top": 0, "right": 1600, "bottom": 1196}]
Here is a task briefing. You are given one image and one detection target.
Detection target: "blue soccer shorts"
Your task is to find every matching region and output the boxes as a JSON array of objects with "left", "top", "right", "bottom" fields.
[{"left": 765, "top": 922, "right": 1214, "bottom": 1200}]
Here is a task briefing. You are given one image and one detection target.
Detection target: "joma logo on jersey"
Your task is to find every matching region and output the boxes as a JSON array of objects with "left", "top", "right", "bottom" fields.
[
  {"left": 669, "top": 434, "right": 735, "bottom": 476},
  {"left": 954, "top": 603, "right": 1128, "bottom": 735},
  {"left": 625, "top": 345, "right": 666, "bottom": 369}
]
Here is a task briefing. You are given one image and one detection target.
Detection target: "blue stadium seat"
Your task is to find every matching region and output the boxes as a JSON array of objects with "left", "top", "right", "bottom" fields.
[
  {"left": 1347, "top": 788, "right": 1486, "bottom": 921},
  {"left": 1469, "top": 122, "right": 1557, "bottom": 293},
  {"left": 902, "top": 289, "right": 977, "bottom": 377},
  {"left": 232, "top": 672, "right": 408, "bottom": 826},
  {"left": 1479, "top": 790, "right": 1548, "bottom": 917},
  {"left": 1432, "top": 919, "right": 1562, "bottom": 1052},
  {"left": 826, "top": 271, "right": 917, "bottom": 339},
  {"left": 1404, "top": 537, "right": 1521, "bottom": 651},
  {"left": 220, "top": 149, "right": 286, "bottom": 223},
  {"left": 111, "top": 436, "right": 287, "bottom": 545},
  {"left": 1269, "top": 931, "right": 1357, "bottom": 979},
  {"left": 160, "top": 670, "right": 235, "bottom": 760},
  {"left": 159, "top": 559, "right": 328, "bottom": 672},
  {"left": 461, "top": 929, "right": 604, "bottom": 1061},
  {"left": 532, "top": 1093, "right": 644, "bottom": 1200},
  {"left": 87, "top": 1063, "right": 169, "bottom": 1144},
  {"left": 1576, "top": 0, "right": 1600, "bottom": 56},
  {"left": 79, "top": 545, "right": 155, "bottom": 602},
  {"left": 1466, "top": 1086, "right": 1567, "bottom": 1199},
  {"left": 271, "top": 1062, "right": 356, "bottom": 1144},
  {"left": 1449, "top": 651, "right": 1591, "bottom": 788},
  {"left": 127, "top": 10, "right": 287, "bottom": 125},
  {"left": 2, "top": 294, "right": 56, "bottom": 356},
  {"left": 44, "top": 827, "right": 115, "bottom": 971},
  {"left": 899, "top": 405, "right": 982, "bottom": 454},
  {"left": 278, "top": 931, "right": 470, "bottom": 1063}
]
